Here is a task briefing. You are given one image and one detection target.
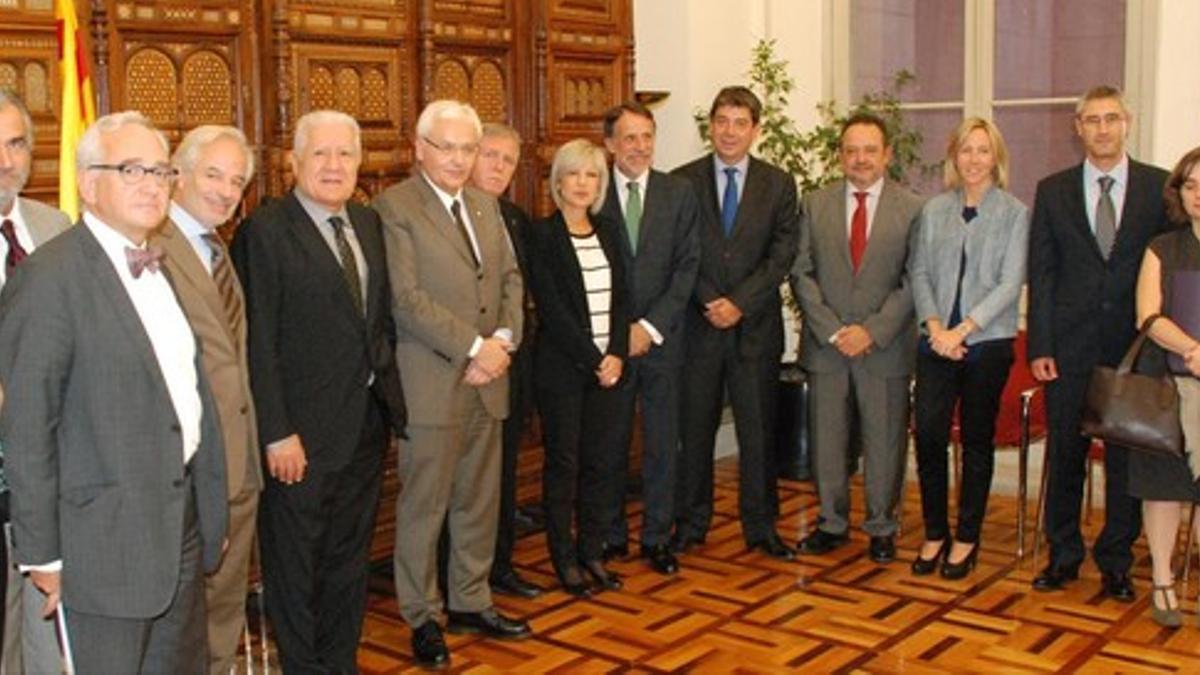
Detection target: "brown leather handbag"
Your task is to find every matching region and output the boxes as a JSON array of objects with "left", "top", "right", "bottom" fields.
[{"left": 1080, "top": 314, "right": 1184, "bottom": 456}]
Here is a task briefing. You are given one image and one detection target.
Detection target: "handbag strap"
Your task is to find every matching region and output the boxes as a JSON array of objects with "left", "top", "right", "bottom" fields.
[{"left": 1117, "top": 313, "right": 1163, "bottom": 374}]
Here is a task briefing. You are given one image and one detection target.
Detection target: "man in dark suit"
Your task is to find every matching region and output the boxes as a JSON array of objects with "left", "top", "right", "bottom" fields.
[
  {"left": 232, "top": 110, "right": 407, "bottom": 672},
  {"left": 1028, "top": 85, "right": 1170, "bottom": 599},
  {"left": 792, "top": 113, "right": 923, "bottom": 565},
  {"left": 467, "top": 122, "right": 543, "bottom": 599},
  {"left": 373, "top": 100, "right": 529, "bottom": 670},
  {"left": 151, "top": 124, "right": 259, "bottom": 675},
  {"left": 0, "top": 91, "right": 70, "bottom": 674},
  {"left": 0, "top": 111, "right": 228, "bottom": 672},
  {"left": 671, "top": 86, "right": 800, "bottom": 559},
  {"left": 599, "top": 101, "right": 700, "bottom": 574}
]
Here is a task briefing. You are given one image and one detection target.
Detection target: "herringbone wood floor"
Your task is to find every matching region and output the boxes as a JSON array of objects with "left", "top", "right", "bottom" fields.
[{"left": 250, "top": 456, "right": 1200, "bottom": 673}]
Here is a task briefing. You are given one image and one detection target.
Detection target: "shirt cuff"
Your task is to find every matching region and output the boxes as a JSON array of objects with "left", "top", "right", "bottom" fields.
[
  {"left": 468, "top": 336, "right": 483, "bottom": 359},
  {"left": 829, "top": 328, "right": 844, "bottom": 345},
  {"left": 19, "top": 560, "right": 62, "bottom": 573},
  {"left": 638, "top": 319, "right": 664, "bottom": 346},
  {"left": 492, "top": 328, "right": 514, "bottom": 350}
]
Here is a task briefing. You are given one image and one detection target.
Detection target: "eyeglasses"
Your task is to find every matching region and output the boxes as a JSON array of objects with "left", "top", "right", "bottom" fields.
[
  {"left": 422, "top": 136, "right": 478, "bottom": 158},
  {"left": 88, "top": 162, "right": 179, "bottom": 185},
  {"left": 1079, "top": 113, "right": 1125, "bottom": 128}
]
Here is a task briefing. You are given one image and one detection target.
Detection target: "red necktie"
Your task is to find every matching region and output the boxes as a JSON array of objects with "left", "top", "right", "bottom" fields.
[
  {"left": 1, "top": 219, "right": 28, "bottom": 278},
  {"left": 849, "top": 191, "right": 868, "bottom": 274}
]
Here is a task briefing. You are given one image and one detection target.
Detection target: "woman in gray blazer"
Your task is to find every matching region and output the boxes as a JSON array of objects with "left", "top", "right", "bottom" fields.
[{"left": 909, "top": 117, "right": 1029, "bottom": 579}]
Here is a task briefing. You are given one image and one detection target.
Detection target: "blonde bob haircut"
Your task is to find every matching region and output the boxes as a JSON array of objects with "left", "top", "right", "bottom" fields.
[
  {"left": 549, "top": 138, "right": 609, "bottom": 214},
  {"left": 943, "top": 116, "right": 1010, "bottom": 190}
]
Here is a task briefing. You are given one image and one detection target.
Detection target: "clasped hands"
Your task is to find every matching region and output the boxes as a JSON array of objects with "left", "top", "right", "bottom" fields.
[
  {"left": 463, "top": 336, "right": 513, "bottom": 386},
  {"left": 704, "top": 297, "right": 743, "bottom": 329},
  {"left": 833, "top": 324, "right": 874, "bottom": 358},
  {"left": 595, "top": 354, "right": 623, "bottom": 388},
  {"left": 926, "top": 322, "right": 968, "bottom": 361}
]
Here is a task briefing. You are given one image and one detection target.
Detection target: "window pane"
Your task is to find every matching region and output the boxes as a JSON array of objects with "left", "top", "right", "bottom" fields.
[
  {"left": 899, "top": 108, "right": 963, "bottom": 197},
  {"left": 994, "top": 0, "right": 1125, "bottom": 100},
  {"left": 851, "top": 0, "right": 964, "bottom": 103},
  {"left": 993, "top": 104, "right": 1080, "bottom": 208}
]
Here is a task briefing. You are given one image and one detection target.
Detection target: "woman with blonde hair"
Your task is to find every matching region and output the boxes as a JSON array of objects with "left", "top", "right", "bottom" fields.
[
  {"left": 526, "top": 139, "right": 630, "bottom": 597},
  {"left": 909, "top": 117, "right": 1029, "bottom": 579}
]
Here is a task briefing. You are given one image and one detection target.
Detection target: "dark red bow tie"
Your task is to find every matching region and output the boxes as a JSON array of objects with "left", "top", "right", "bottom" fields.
[{"left": 125, "top": 245, "right": 165, "bottom": 279}]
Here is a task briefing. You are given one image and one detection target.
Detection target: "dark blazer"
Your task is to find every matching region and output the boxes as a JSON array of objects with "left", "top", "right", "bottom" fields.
[
  {"left": 0, "top": 224, "right": 228, "bottom": 618},
  {"left": 231, "top": 191, "right": 406, "bottom": 469},
  {"left": 527, "top": 210, "right": 630, "bottom": 392},
  {"left": 1027, "top": 159, "right": 1173, "bottom": 373},
  {"left": 672, "top": 154, "right": 800, "bottom": 359},
  {"left": 599, "top": 169, "right": 701, "bottom": 365},
  {"left": 500, "top": 198, "right": 536, "bottom": 342}
]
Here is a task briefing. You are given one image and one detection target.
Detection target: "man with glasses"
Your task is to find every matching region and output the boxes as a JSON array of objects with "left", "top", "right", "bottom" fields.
[
  {"left": 0, "top": 111, "right": 228, "bottom": 671},
  {"left": 0, "top": 91, "right": 69, "bottom": 673},
  {"left": 1027, "top": 85, "right": 1170, "bottom": 599},
  {"left": 232, "top": 110, "right": 407, "bottom": 672},
  {"left": 373, "top": 100, "right": 528, "bottom": 669}
]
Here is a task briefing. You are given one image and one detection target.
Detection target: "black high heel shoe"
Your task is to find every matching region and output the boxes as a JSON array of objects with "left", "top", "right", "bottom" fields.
[
  {"left": 911, "top": 540, "right": 946, "bottom": 576},
  {"left": 557, "top": 565, "right": 593, "bottom": 598},
  {"left": 580, "top": 559, "right": 623, "bottom": 591},
  {"left": 939, "top": 542, "right": 978, "bottom": 580}
]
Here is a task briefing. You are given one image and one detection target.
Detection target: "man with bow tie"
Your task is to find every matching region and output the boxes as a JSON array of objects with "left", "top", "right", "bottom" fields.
[{"left": 0, "top": 111, "right": 229, "bottom": 671}]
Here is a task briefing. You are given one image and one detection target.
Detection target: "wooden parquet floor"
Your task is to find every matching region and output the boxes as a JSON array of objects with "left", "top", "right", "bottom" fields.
[{"left": 331, "top": 457, "right": 1200, "bottom": 672}]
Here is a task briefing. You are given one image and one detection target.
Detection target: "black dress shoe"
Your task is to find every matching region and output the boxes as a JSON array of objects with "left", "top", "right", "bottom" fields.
[
  {"left": 939, "top": 543, "right": 978, "bottom": 580},
  {"left": 910, "top": 540, "right": 946, "bottom": 576},
  {"left": 749, "top": 533, "right": 797, "bottom": 560},
  {"left": 557, "top": 565, "right": 593, "bottom": 598},
  {"left": 446, "top": 608, "right": 532, "bottom": 640},
  {"left": 642, "top": 544, "right": 680, "bottom": 575},
  {"left": 601, "top": 542, "right": 629, "bottom": 561},
  {"left": 411, "top": 620, "right": 449, "bottom": 670},
  {"left": 1101, "top": 571, "right": 1136, "bottom": 602},
  {"left": 868, "top": 536, "right": 896, "bottom": 564},
  {"left": 798, "top": 529, "right": 848, "bottom": 556},
  {"left": 1031, "top": 563, "right": 1080, "bottom": 592},
  {"left": 490, "top": 570, "right": 543, "bottom": 599},
  {"left": 580, "top": 558, "right": 623, "bottom": 591}
]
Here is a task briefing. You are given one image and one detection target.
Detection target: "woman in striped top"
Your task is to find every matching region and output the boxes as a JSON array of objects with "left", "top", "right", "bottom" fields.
[{"left": 527, "top": 139, "right": 630, "bottom": 597}]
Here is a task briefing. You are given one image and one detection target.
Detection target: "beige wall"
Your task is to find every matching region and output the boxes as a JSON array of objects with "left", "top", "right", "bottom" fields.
[{"left": 635, "top": 0, "right": 1200, "bottom": 174}]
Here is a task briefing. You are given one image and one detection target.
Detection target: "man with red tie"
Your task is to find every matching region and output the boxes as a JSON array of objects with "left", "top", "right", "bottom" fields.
[
  {"left": 0, "top": 91, "right": 70, "bottom": 674},
  {"left": 792, "top": 112, "right": 923, "bottom": 564}
]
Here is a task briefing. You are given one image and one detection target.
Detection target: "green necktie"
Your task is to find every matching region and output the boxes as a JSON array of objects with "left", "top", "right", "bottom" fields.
[{"left": 625, "top": 180, "right": 642, "bottom": 254}]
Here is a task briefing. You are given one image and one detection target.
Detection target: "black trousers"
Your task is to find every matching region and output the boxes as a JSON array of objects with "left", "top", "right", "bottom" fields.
[
  {"left": 259, "top": 401, "right": 386, "bottom": 674},
  {"left": 677, "top": 340, "right": 780, "bottom": 545},
  {"left": 492, "top": 346, "right": 533, "bottom": 580},
  {"left": 1043, "top": 371, "right": 1142, "bottom": 573},
  {"left": 914, "top": 341, "right": 1013, "bottom": 544},
  {"left": 537, "top": 380, "right": 625, "bottom": 575},
  {"left": 607, "top": 358, "right": 683, "bottom": 548}
]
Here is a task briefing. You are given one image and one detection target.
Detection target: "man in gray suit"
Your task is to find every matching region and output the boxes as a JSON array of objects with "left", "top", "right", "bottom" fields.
[
  {"left": 0, "top": 91, "right": 70, "bottom": 674},
  {"left": 0, "top": 111, "right": 228, "bottom": 671},
  {"left": 599, "top": 101, "right": 700, "bottom": 575},
  {"left": 373, "top": 100, "right": 529, "bottom": 669},
  {"left": 151, "top": 125, "right": 259, "bottom": 675},
  {"left": 792, "top": 112, "right": 922, "bottom": 564}
]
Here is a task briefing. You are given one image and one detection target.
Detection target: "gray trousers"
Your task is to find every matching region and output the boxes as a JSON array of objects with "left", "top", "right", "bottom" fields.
[
  {"left": 809, "top": 363, "right": 910, "bottom": 537},
  {"left": 3, "top": 524, "right": 63, "bottom": 675}
]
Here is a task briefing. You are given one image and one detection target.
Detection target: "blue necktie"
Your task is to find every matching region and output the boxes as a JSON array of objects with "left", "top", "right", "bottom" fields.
[{"left": 721, "top": 167, "right": 739, "bottom": 237}]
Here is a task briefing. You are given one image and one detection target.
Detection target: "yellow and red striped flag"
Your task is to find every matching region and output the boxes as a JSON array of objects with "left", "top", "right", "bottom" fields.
[{"left": 56, "top": 0, "right": 96, "bottom": 221}]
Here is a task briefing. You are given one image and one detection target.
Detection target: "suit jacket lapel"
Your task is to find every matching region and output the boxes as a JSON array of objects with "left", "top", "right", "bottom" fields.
[
  {"left": 829, "top": 180, "right": 853, "bottom": 273},
  {"left": 282, "top": 193, "right": 362, "bottom": 325},
  {"left": 78, "top": 225, "right": 174, "bottom": 401},
  {"left": 696, "top": 156, "right": 724, "bottom": 241},
  {"left": 19, "top": 198, "right": 57, "bottom": 247},
  {"left": 552, "top": 213, "right": 589, "bottom": 322},
  {"left": 1063, "top": 165, "right": 1103, "bottom": 261},
  {"left": 160, "top": 220, "right": 239, "bottom": 347},
  {"left": 601, "top": 178, "right": 634, "bottom": 261},
  {"left": 858, "top": 182, "right": 896, "bottom": 276},
  {"left": 415, "top": 177, "right": 478, "bottom": 270},
  {"left": 348, "top": 205, "right": 383, "bottom": 331},
  {"left": 1114, "top": 161, "right": 1149, "bottom": 257}
]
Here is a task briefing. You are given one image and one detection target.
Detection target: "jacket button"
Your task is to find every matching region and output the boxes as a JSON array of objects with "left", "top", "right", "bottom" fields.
[
  {"left": 170, "top": 423, "right": 181, "bottom": 433},
  {"left": 477, "top": 272, "right": 484, "bottom": 281},
  {"left": 240, "top": 405, "right": 248, "bottom": 414},
  {"left": 172, "top": 479, "right": 184, "bottom": 488},
  {"left": 479, "top": 307, "right": 486, "bottom": 314}
]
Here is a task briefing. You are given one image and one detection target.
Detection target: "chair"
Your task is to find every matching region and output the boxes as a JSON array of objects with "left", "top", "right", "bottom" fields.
[{"left": 947, "top": 331, "right": 1047, "bottom": 559}]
